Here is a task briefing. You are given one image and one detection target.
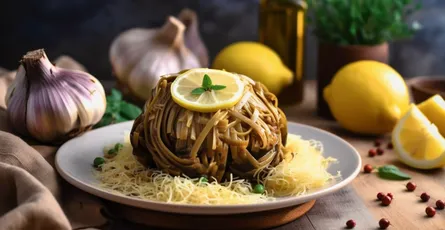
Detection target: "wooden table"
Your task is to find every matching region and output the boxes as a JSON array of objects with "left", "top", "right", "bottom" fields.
[{"left": 280, "top": 81, "right": 445, "bottom": 230}]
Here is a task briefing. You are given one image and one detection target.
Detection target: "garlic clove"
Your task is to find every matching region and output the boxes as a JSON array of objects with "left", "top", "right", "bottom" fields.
[
  {"left": 5, "top": 66, "right": 28, "bottom": 136},
  {"left": 158, "top": 17, "right": 186, "bottom": 48},
  {"left": 110, "top": 29, "right": 155, "bottom": 83},
  {"left": 53, "top": 55, "right": 87, "bottom": 72},
  {"left": 1, "top": 69, "right": 17, "bottom": 109},
  {"left": 26, "top": 80, "right": 78, "bottom": 140},
  {"left": 178, "top": 8, "right": 209, "bottom": 67}
]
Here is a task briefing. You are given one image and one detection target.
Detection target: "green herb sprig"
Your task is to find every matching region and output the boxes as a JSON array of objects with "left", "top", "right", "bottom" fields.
[
  {"left": 306, "top": 0, "right": 422, "bottom": 45},
  {"left": 378, "top": 165, "right": 411, "bottom": 180},
  {"left": 94, "top": 89, "right": 142, "bottom": 128},
  {"left": 191, "top": 74, "right": 226, "bottom": 96}
]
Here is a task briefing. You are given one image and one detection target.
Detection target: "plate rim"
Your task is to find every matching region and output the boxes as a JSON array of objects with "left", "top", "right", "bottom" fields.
[{"left": 55, "top": 121, "right": 362, "bottom": 215}]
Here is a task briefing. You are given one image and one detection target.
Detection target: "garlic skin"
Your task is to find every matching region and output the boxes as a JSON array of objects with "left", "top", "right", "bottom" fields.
[
  {"left": 6, "top": 49, "right": 106, "bottom": 144},
  {"left": 110, "top": 9, "right": 208, "bottom": 101},
  {"left": 178, "top": 9, "right": 209, "bottom": 68},
  {"left": 0, "top": 68, "right": 16, "bottom": 109},
  {"left": 1, "top": 55, "right": 87, "bottom": 109},
  {"left": 53, "top": 55, "right": 88, "bottom": 72}
]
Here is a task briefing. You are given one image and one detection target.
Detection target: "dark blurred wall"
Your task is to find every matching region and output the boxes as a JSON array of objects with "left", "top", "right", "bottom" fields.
[
  {"left": 390, "top": 0, "right": 445, "bottom": 77},
  {"left": 0, "top": 0, "right": 443, "bottom": 80}
]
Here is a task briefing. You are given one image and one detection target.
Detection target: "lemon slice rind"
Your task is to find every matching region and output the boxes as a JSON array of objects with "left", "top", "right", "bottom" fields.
[{"left": 392, "top": 105, "right": 445, "bottom": 169}]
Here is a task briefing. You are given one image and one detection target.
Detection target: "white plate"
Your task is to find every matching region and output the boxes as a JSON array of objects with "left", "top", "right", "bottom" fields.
[{"left": 56, "top": 121, "right": 361, "bottom": 215}]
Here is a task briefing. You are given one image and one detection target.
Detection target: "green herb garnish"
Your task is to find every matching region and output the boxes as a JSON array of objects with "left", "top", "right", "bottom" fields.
[
  {"left": 378, "top": 165, "right": 411, "bottom": 180},
  {"left": 199, "top": 176, "right": 208, "bottom": 183},
  {"left": 191, "top": 74, "right": 226, "bottom": 96},
  {"left": 95, "top": 89, "right": 142, "bottom": 128}
]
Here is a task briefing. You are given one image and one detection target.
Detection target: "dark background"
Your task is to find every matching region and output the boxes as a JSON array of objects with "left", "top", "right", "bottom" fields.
[{"left": 0, "top": 0, "right": 444, "bottom": 80}]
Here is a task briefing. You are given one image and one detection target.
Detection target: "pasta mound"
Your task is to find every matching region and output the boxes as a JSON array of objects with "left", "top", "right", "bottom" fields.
[{"left": 94, "top": 133, "right": 339, "bottom": 205}]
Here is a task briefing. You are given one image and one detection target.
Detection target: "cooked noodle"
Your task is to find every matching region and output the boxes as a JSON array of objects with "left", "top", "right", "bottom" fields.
[
  {"left": 94, "top": 133, "right": 339, "bottom": 204},
  {"left": 130, "top": 73, "right": 288, "bottom": 182}
]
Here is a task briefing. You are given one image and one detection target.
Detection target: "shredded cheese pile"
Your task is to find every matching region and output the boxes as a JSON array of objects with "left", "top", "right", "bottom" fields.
[
  {"left": 94, "top": 133, "right": 339, "bottom": 205},
  {"left": 264, "top": 134, "right": 340, "bottom": 197}
]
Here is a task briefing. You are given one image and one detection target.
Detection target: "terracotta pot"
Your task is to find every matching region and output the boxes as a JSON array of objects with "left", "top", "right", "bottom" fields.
[{"left": 316, "top": 42, "right": 389, "bottom": 119}]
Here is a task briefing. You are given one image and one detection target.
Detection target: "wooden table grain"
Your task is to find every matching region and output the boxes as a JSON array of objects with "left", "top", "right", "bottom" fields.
[{"left": 280, "top": 81, "right": 445, "bottom": 230}]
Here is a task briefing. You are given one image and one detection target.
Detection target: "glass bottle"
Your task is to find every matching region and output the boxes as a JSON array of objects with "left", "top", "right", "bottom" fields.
[{"left": 259, "top": 0, "right": 307, "bottom": 105}]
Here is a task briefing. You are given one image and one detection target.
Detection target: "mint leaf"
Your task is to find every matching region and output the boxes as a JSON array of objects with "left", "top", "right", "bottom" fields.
[
  {"left": 120, "top": 101, "right": 142, "bottom": 120},
  {"left": 378, "top": 165, "right": 411, "bottom": 180},
  {"left": 202, "top": 74, "right": 212, "bottom": 88},
  {"left": 109, "top": 88, "right": 122, "bottom": 101},
  {"left": 105, "top": 100, "right": 120, "bottom": 114},
  {"left": 191, "top": 74, "right": 226, "bottom": 95},
  {"left": 105, "top": 89, "right": 123, "bottom": 114},
  {"left": 191, "top": 87, "right": 205, "bottom": 95},
  {"left": 211, "top": 85, "right": 226, "bottom": 90},
  {"left": 95, "top": 88, "right": 143, "bottom": 129}
]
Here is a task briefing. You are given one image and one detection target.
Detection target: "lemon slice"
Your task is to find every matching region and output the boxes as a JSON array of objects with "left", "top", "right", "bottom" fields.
[
  {"left": 418, "top": 94, "right": 445, "bottom": 137},
  {"left": 392, "top": 104, "right": 445, "bottom": 169},
  {"left": 171, "top": 68, "right": 245, "bottom": 112}
]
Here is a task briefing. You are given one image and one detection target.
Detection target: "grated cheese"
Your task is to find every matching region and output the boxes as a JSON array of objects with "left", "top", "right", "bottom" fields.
[
  {"left": 263, "top": 134, "right": 340, "bottom": 197},
  {"left": 94, "top": 132, "right": 339, "bottom": 205}
]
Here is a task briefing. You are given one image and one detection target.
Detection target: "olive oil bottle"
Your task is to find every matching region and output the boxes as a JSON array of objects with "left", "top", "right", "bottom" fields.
[{"left": 259, "top": 0, "right": 307, "bottom": 105}]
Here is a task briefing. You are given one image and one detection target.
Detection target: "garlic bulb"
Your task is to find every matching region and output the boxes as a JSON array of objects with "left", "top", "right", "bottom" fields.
[
  {"left": 1, "top": 55, "right": 87, "bottom": 109},
  {"left": 6, "top": 49, "right": 106, "bottom": 144},
  {"left": 110, "top": 9, "right": 208, "bottom": 101}
]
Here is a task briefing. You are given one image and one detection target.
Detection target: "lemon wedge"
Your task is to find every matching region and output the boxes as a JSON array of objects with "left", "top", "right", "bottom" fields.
[
  {"left": 392, "top": 104, "right": 445, "bottom": 169},
  {"left": 418, "top": 94, "right": 445, "bottom": 137},
  {"left": 171, "top": 68, "right": 245, "bottom": 112}
]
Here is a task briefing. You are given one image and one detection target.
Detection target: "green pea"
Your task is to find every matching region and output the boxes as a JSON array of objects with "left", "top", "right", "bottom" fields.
[
  {"left": 114, "top": 143, "right": 123, "bottom": 151},
  {"left": 253, "top": 184, "right": 265, "bottom": 194},
  {"left": 107, "top": 148, "right": 117, "bottom": 155},
  {"left": 93, "top": 157, "right": 105, "bottom": 167},
  {"left": 199, "top": 177, "right": 208, "bottom": 183}
]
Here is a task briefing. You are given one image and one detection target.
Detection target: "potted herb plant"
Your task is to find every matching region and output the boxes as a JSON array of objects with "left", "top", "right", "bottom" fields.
[{"left": 306, "top": 0, "right": 421, "bottom": 119}]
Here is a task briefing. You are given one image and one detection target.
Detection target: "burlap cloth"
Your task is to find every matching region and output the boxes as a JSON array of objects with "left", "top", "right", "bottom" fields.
[{"left": 0, "top": 63, "right": 141, "bottom": 230}]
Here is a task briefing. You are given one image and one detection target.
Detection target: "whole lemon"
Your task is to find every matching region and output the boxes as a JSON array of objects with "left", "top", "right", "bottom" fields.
[
  {"left": 212, "top": 42, "right": 293, "bottom": 95},
  {"left": 323, "top": 61, "right": 410, "bottom": 135}
]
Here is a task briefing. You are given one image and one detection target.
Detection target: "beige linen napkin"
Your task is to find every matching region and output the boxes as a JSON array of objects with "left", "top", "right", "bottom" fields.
[
  {"left": 0, "top": 162, "right": 70, "bottom": 230},
  {"left": 0, "top": 131, "right": 60, "bottom": 197}
]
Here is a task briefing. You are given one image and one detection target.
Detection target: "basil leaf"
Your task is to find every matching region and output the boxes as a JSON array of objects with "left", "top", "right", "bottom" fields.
[
  {"left": 191, "top": 87, "right": 205, "bottom": 95},
  {"left": 378, "top": 165, "right": 411, "bottom": 180},
  {"left": 120, "top": 101, "right": 142, "bottom": 120},
  {"left": 211, "top": 85, "right": 226, "bottom": 90},
  {"left": 106, "top": 100, "right": 121, "bottom": 114},
  {"left": 105, "top": 89, "right": 123, "bottom": 114},
  {"left": 202, "top": 74, "right": 212, "bottom": 88},
  {"left": 108, "top": 88, "right": 122, "bottom": 102}
]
